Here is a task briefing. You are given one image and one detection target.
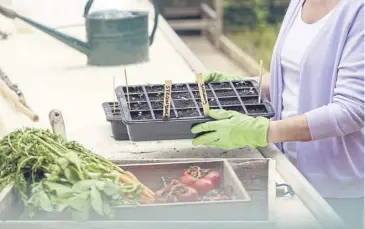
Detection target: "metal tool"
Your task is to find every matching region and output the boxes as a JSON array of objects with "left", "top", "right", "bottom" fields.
[
  {"left": 0, "top": 0, "right": 160, "bottom": 66},
  {"left": 258, "top": 60, "right": 263, "bottom": 104},
  {"left": 113, "top": 75, "right": 116, "bottom": 113},
  {"left": 0, "top": 68, "right": 39, "bottom": 122},
  {"left": 276, "top": 183, "right": 295, "bottom": 197},
  {"left": 49, "top": 109, "right": 67, "bottom": 140},
  {"left": 0, "top": 69, "right": 26, "bottom": 104}
]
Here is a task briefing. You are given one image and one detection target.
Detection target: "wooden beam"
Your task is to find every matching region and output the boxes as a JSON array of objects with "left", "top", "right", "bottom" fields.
[
  {"left": 163, "top": 7, "right": 201, "bottom": 19},
  {"left": 200, "top": 3, "right": 216, "bottom": 19},
  {"left": 217, "top": 35, "right": 269, "bottom": 76},
  {"left": 213, "top": 0, "right": 223, "bottom": 47},
  {"left": 167, "top": 19, "right": 214, "bottom": 31}
]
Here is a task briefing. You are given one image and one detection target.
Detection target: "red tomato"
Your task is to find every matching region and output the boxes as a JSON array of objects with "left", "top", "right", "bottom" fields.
[
  {"left": 203, "top": 171, "right": 221, "bottom": 187},
  {"left": 192, "top": 178, "right": 214, "bottom": 195},
  {"left": 180, "top": 174, "right": 196, "bottom": 186},
  {"left": 182, "top": 166, "right": 201, "bottom": 178},
  {"left": 175, "top": 185, "right": 199, "bottom": 202}
]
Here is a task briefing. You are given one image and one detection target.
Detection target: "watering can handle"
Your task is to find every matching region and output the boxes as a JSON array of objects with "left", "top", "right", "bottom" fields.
[
  {"left": 82, "top": 0, "right": 159, "bottom": 46},
  {"left": 83, "top": 0, "right": 94, "bottom": 18}
]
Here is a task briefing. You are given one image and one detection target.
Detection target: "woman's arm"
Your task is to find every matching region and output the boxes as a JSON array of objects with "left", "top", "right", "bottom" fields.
[
  {"left": 306, "top": 7, "right": 364, "bottom": 140},
  {"left": 269, "top": 7, "right": 364, "bottom": 143},
  {"left": 267, "top": 115, "right": 312, "bottom": 143}
]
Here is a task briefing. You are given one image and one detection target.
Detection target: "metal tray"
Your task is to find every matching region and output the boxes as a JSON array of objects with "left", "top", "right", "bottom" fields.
[
  {"left": 0, "top": 160, "right": 251, "bottom": 221},
  {"left": 0, "top": 158, "right": 276, "bottom": 229}
]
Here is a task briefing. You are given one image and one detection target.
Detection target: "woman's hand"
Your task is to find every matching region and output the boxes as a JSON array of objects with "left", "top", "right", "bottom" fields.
[
  {"left": 204, "top": 72, "right": 271, "bottom": 101},
  {"left": 191, "top": 109, "right": 270, "bottom": 150},
  {"left": 203, "top": 72, "right": 244, "bottom": 82}
]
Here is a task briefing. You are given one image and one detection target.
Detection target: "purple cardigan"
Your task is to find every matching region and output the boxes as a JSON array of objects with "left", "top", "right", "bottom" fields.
[{"left": 270, "top": 0, "right": 364, "bottom": 198}]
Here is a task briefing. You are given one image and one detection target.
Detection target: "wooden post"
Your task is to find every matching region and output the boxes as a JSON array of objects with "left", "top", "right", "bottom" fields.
[{"left": 214, "top": 0, "right": 223, "bottom": 47}]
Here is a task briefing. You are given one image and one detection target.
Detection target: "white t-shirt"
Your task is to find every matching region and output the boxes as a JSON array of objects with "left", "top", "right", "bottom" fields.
[{"left": 280, "top": 6, "right": 332, "bottom": 164}]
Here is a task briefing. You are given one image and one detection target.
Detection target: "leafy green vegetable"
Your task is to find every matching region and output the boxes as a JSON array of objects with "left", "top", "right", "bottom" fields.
[{"left": 0, "top": 128, "right": 143, "bottom": 220}]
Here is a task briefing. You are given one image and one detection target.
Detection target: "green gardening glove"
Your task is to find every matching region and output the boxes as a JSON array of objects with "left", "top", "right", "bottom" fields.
[
  {"left": 204, "top": 72, "right": 244, "bottom": 82},
  {"left": 191, "top": 109, "right": 270, "bottom": 150}
]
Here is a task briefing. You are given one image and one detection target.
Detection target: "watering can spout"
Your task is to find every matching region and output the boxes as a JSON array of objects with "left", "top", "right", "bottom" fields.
[{"left": 0, "top": 5, "right": 90, "bottom": 55}]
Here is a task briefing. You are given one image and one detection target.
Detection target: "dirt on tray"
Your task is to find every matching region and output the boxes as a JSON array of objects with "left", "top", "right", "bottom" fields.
[
  {"left": 246, "top": 105, "right": 267, "bottom": 114},
  {"left": 192, "top": 90, "right": 214, "bottom": 98},
  {"left": 218, "top": 97, "right": 241, "bottom": 106},
  {"left": 173, "top": 99, "right": 196, "bottom": 108},
  {"left": 154, "top": 110, "right": 177, "bottom": 119},
  {"left": 214, "top": 90, "right": 236, "bottom": 97},
  {"left": 146, "top": 85, "right": 164, "bottom": 92},
  {"left": 210, "top": 82, "right": 232, "bottom": 89},
  {"left": 236, "top": 88, "right": 257, "bottom": 96},
  {"left": 221, "top": 106, "right": 244, "bottom": 113},
  {"left": 241, "top": 97, "right": 259, "bottom": 104},
  {"left": 176, "top": 109, "right": 200, "bottom": 118},
  {"left": 130, "top": 102, "right": 150, "bottom": 110},
  {"left": 233, "top": 81, "right": 254, "bottom": 88},
  {"left": 123, "top": 86, "right": 144, "bottom": 94},
  {"left": 172, "top": 92, "right": 191, "bottom": 100},
  {"left": 129, "top": 93, "right": 147, "bottom": 102},
  {"left": 130, "top": 111, "right": 152, "bottom": 120},
  {"left": 150, "top": 101, "right": 164, "bottom": 109},
  {"left": 196, "top": 98, "right": 218, "bottom": 107},
  {"left": 172, "top": 84, "right": 188, "bottom": 91}
]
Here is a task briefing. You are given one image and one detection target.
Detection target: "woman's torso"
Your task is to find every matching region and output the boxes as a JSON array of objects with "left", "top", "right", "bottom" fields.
[
  {"left": 270, "top": 0, "right": 364, "bottom": 198},
  {"left": 280, "top": 5, "right": 334, "bottom": 164}
]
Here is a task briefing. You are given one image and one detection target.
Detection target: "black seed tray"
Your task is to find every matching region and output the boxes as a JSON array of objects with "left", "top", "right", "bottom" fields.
[
  {"left": 102, "top": 102, "right": 129, "bottom": 140},
  {"left": 106, "top": 80, "right": 275, "bottom": 141}
]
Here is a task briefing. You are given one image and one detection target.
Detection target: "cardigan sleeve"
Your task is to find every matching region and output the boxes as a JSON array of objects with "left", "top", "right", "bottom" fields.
[{"left": 306, "top": 6, "right": 364, "bottom": 140}]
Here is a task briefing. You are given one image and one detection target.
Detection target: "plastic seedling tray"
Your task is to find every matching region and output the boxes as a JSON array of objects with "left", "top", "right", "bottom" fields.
[
  {"left": 108, "top": 80, "right": 275, "bottom": 141},
  {"left": 102, "top": 102, "right": 129, "bottom": 140}
]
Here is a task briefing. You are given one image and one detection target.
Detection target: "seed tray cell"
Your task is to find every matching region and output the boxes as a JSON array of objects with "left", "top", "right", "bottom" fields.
[
  {"left": 246, "top": 104, "right": 268, "bottom": 114},
  {"left": 192, "top": 90, "right": 214, "bottom": 98},
  {"left": 214, "top": 89, "right": 237, "bottom": 97},
  {"left": 196, "top": 98, "right": 219, "bottom": 107},
  {"left": 241, "top": 96, "right": 259, "bottom": 104},
  {"left": 129, "top": 101, "right": 150, "bottom": 111},
  {"left": 232, "top": 80, "right": 254, "bottom": 88},
  {"left": 122, "top": 86, "right": 144, "bottom": 93},
  {"left": 173, "top": 99, "right": 197, "bottom": 108},
  {"left": 130, "top": 110, "right": 153, "bottom": 120},
  {"left": 128, "top": 93, "right": 146, "bottom": 102},
  {"left": 108, "top": 80, "right": 275, "bottom": 141},
  {"left": 154, "top": 110, "right": 177, "bottom": 119},
  {"left": 148, "top": 92, "right": 192, "bottom": 101},
  {"left": 209, "top": 82, "right": 232, "bottom": 89},
  {"left": 188, "top": 83, "right": 208, "bottom": 90},
  {"left": 218, "top": 97, "right": 241, "bottom": 106},
  {"left": 236, "top": 88, "right": 258, "bottom": 96},
  {"left": 150, "top": 100, "right": 164, "bottom": 109}
]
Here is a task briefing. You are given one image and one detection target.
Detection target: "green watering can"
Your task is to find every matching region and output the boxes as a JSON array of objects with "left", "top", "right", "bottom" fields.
[{"left": 0, "top": 0, "right": 160, "bottom": 66}]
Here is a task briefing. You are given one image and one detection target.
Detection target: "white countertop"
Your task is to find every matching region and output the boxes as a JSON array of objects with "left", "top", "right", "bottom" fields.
[{"left": 0, "top": 0, "right": 322, "bottom": 227}]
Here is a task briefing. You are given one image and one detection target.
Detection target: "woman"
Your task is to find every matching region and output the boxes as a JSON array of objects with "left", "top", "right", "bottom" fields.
[{"left": 191, "top": 0, "right": 364, "bottom": 228}]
